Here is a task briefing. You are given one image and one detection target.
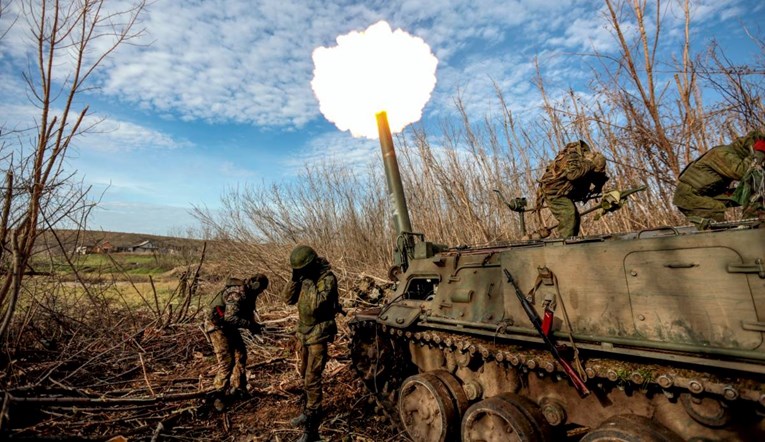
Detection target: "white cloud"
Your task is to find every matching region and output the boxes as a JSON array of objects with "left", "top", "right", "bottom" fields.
[
  {"left": 0, "top": 100, "right": 191, "bottom": 152},
  {"left": 86, "top": 201, "right": 200, "bottom": 235},
  {"left": 688, "top": 0, "right": 746, "bottom": 23},
  {"left": 284, "top": 131, "right": 379, "bottom": 173},
  {"left": 76, "top": 117, "right": 193, "bottom": 152}
]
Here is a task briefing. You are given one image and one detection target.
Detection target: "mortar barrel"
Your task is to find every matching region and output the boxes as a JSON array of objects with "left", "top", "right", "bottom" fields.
[{"left": 376, "top": 111, "right": 413, "bottom": 235}]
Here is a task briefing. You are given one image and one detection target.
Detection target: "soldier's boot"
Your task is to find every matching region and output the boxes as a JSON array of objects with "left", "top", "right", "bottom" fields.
[
  {"left": 294, "top": 427, "right": 319, "bottom": 441},
  {"left": 291, "top": 393, "right": 308, "bottom": 427},
  {"left": 212, "top": 397, "right": 226, "bottom": 412},
  {"left": 294, "top": 410, "right": 320, "bottom": 442},
  {"left": 210, "top": 390, "right": 227, "bottom": 412},
  {"left": 290, "top": 410, "right": 308, "bottom": 427},
  {"left": 227, "top": 386, "right": 250, "bottom": 400}
]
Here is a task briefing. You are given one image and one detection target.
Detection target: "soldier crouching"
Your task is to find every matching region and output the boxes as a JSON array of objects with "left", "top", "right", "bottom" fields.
[
  {"left": 537, "top": 140, "right": 609, "bottom": 238},
  {"left": 205, "top": 274, "right": 268, "bottom": 407},
  {"left": 673, "top": 130, "right": 765, "bottom": 226}
]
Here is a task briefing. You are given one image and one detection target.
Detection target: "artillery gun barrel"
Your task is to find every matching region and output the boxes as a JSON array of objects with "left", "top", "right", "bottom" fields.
[{"left": 376, "top": 111, "right": 412, "bottom": 235}]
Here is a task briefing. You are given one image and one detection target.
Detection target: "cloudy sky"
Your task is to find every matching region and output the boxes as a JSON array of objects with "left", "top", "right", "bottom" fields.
[{"left": 0, "top": 0, "right": 762, "bottom": 235}]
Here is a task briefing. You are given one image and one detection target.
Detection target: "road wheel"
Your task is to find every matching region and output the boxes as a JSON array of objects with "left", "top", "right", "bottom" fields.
[
  {"left": 581, "top": 414, "right": 684, "bottom": 442},
  {"left": 461, "top": 393, "right": 554, "bottom": 442},
  {"left": 398, "top": 373, "right": 459, "bottom": 442}
]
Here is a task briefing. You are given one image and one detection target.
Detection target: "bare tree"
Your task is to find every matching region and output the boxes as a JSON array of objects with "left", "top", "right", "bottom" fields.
[
  {"left": 0, "top": 0, "right": 147, "bottom": 339},
  {"left": 698, "top": 38, "right": 765, "bottom": 134}
]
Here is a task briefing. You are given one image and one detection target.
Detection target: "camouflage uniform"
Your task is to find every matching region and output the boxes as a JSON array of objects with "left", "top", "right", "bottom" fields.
[
  {"left": 205, "top": 276, "right": 266, "bottom": 394},
  {"left": 283, "top": 247, "right": 341, "bottom": 442},
  {"left": 538, "top": 140, "right": 609, "bottom": 237},
  {"left": 282, "top": 258, "right": 339, "bottom": 412},
  {"left": 673, "top": 130, "right": 765, "bottom": 222}
]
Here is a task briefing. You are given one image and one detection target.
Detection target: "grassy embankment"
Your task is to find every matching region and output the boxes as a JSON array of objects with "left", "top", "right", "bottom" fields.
[{"left": 26, "top": 251, "right": 197, "bottom": 313}]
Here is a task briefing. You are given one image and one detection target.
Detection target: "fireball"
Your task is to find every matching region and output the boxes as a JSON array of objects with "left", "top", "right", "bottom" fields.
[{"left": 311, "top": 21, "right": 438, "bottom": 139}]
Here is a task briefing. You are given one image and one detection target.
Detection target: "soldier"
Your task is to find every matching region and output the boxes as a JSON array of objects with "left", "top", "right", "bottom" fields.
[
  {"left": 537, "top": 140, "right": 609, "bottom": 237},
  {"left": 282, "top": 245, "right": 341, "bottom": 442},
  {"left": 673, "top": 130, "right": 765, "bottom": 225},
  {"left": 205, "top": 274, "right": 268, "bottom": 406}
]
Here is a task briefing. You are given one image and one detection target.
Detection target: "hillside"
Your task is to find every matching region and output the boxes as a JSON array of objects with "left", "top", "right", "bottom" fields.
[{"left": 33, "top": 229, "right": 207, "bottom": 255}]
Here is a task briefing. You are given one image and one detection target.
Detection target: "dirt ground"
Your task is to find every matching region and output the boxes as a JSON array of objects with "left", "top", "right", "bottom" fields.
[
  {"left": 2, "top": 305, "right": 408, "bottom": 442},
  {"left": 199, "top": 338, "right": 407, "bottom": 442}
]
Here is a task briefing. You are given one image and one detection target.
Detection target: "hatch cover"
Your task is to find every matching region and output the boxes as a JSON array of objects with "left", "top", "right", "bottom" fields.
[{"left": 625, "top": 247, "right": 761, "bottom": 350}]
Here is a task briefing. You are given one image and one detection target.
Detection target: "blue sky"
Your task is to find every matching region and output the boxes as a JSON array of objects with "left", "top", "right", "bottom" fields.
[{"left": 1, "top": 0, "right": 762, "bottom": 235}]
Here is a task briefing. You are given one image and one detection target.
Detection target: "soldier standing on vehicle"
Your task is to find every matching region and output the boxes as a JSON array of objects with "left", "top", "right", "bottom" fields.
[
  {"left": 282, "top": 245, "right": 341, "bottom": 442},
  {"left": 537, "top": 140, "right": 609, "bottom": 238},
  {"left": 673, "top": 130, "right": 765, "bottom": 226},
  {"left": 205, "top": 274, "right": 268, "bottom": 407}
]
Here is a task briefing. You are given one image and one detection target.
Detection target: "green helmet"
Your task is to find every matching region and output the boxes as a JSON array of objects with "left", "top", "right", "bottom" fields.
[{"left": 290, "top": 245, "right": 317, "bottom": 270}]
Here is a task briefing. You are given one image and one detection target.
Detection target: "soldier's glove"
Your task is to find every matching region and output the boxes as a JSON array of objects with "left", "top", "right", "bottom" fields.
[
  {"left": 594, "top": 190, "right": 622, "bottom": 220},
  {"left": 249, "top": 322, "right": 263, "bottom": 335},
  {"left": 601, "top": 190, "right": 621, "bottom": 209},
  {"left": 754, "top": 150, "right": 765, "bottom": 167},
  {"left": 688, "top": 216, "right": 712, "bottom": 230}
]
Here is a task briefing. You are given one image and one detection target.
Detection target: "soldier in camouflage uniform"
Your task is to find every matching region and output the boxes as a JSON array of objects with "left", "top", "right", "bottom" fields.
[
  {"left": 205, "top": 274, "right": 268, "bottom": 401},
  {"left": 282, "top": 245, "right": 341, "bottom": 442},
  {"left": 673, "top": 130, "right": 765, "bottom": 225},
  {"left": 538, "top": 140, "right": 609, "bottom": 238}
]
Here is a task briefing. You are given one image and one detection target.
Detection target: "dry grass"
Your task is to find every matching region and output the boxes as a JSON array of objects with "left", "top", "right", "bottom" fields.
[{"left": 1, "top": 254, "right": 398, "bottom": 440}]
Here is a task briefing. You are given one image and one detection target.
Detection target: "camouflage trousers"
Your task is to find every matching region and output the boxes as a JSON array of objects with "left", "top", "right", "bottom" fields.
[
  {"left": 546, "top": 195, "right": 581, "bottom": 238},
  {"left": 299, "top": 341, "right": 328, "bottom": 412},
  {"left": 209, "top": 327, "right": 247, "bottom": 392},
  {"left": 673, "top": 182, "right": 733, "bottom": 222}
]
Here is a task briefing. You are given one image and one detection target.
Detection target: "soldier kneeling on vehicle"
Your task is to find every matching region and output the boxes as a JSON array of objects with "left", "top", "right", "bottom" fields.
[
  {"left": 673, "top": 130, "right": 765, "bottom": 227},
  {"left": 537, "top": 139, "right": 610, "bottom": 238}
]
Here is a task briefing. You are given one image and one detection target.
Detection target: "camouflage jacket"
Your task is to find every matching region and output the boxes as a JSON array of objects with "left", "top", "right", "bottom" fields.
[
  {"left": 678, "top": 130, "right": 764, "bottom": 197},
  {"left": 207, "top": 285, "right": 258, "bottom": 332},
  {"left": 282, "top": 260, "right": 339, "bottom": 345},
  {"left": 539, "top": 141, "right": 608, "bottom": 201}
]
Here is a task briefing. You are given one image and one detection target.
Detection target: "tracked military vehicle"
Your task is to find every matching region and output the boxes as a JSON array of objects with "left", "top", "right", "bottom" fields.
[{"left": 349, "top": 113, "right": 765, "bottom": 441}]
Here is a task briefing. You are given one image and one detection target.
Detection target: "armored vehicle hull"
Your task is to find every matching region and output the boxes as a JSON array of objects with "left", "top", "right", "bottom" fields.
[{"left": 350, "top": 221, "right": 765, "bottom": 441}]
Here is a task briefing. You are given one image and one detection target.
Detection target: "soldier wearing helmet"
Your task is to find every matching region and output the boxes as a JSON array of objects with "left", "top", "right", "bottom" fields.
[
  {"left": 537, "top": 140, "right": 609, "bottom": 237},
  {"left": 673, "top": 130, "right": 765, "bottom": 226},
  {"left": 282, "top": 245, "right": 341, "bottom": 442},
  {"left": 205, "top": 274, "right": 268, "bottom": 408}
]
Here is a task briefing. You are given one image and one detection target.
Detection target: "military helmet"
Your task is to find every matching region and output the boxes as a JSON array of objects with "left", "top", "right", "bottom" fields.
[
  {"left": 225, "top": 277, "right": 245, "bottom": 287},
  {"left": 565, "top": 140, "right": 590, "bottom": 153},
  {"left": 290, "top": 245, "right": 317, "bottom": 270}
]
